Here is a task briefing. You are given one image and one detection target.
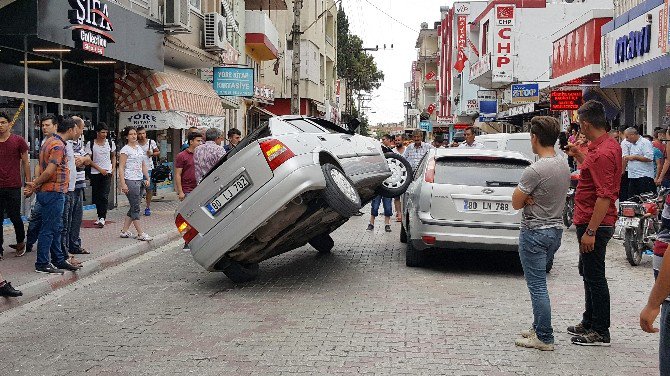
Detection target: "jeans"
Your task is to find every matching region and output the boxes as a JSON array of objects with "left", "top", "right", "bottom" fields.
[
  {"left": 0, "top": 188, "right": 25, "bottom": 249},
  {"left": 371, "top": 195, "right": 393, "bottom": 217},
  {"left": 518, "top": 227, "right": 563, "bottom": 344},
  {"left": 661, "top": 301, "right": 670, "bottom": 376},
  {"left": 628, "top": 176, "right": 656, "bottom": 198},
  {"left": 61, "top": 189, "right": 83, "bottom": 255},
  {"left": 576, "top": 224, "right": 614, "bottom": 337},
  {"left": 35, "top": 191, "right": 66, "bottom": 269},
  {"left": 90, "top": 173, "right": 111, "bottom": 220}
]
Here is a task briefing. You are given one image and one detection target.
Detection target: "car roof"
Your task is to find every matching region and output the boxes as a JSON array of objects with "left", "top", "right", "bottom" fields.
[
  {"left": 476, "top": 132, "right": 530, "bottom": 140},
  {"left": 433, "top": 148, "right": 533, "bottom": 163}
]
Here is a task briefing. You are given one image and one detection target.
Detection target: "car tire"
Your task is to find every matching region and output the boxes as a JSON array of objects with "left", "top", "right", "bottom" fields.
[
  {"left": 222, "top": 261, "right": 260, "bottom": 283},
  {"left": 309, "top": 233, "right": 335, "bottom": 253},
  {"left": 400, "top": 222, "right": 407, "bottom": 243},
  {"left": 405, "top": 239, "right": 424, "bottom": 267},
  {"left": 377, "top": 153, "right": 413, "bottom": 198},
  {"left": 321, "top": 163, "right": 362, "bottom": 217}
]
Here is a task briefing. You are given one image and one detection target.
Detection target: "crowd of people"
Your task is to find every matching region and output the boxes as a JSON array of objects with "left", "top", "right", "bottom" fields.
[{"left": 0, "top": 112, "right": 242, "bottom": 298}]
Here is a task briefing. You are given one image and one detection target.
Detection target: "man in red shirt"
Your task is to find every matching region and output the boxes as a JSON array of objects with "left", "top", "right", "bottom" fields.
[
  {"left": 0, "top": 112, "right": 31, "bottom": 259},
  {"left": 175, "top": 131, "right": 203, "bottom": 201},
  {"left": 566, "top": 100, "right": 622, "bottom": 347}
]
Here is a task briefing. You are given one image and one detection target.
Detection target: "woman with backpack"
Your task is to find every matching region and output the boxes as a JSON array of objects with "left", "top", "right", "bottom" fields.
[{"left": 85, "top": 122, "right": 116, "bottom": 228}]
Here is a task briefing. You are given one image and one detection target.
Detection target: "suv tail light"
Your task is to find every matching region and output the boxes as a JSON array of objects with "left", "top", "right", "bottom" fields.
[
  {"left": 175, "top": 214, "right": 198, "bottom": 244},
  {"left": 424, "top": 158, "right": 436, "bottom": 183},
  {"left": 260, "top": 139, "right": 295, "bottom": 171}
]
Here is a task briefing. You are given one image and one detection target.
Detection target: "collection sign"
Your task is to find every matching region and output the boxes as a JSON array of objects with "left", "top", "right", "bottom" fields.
[
  {"left": 550, "top": 90, "right": 582, "bottom": 111},
  {"left": 67, "top": 0, "right": 115, "bottom": 55},
  {"left": 212, "top": 67, "right": 254, "bottom": 97},
  {"left": 492, "top": 5, "right": 515, "bottom": 83},
  {"left": 511, "top": 83, "right": 540, "bottom": 104}
]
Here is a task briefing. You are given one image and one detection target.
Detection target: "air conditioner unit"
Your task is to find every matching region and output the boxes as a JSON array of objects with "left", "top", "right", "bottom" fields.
[
  {"left": 164, "top": 0, "right": 191, "bottom": 30},
  {"left": 204, "top": 12, "right": 226, "bottom": 51}
]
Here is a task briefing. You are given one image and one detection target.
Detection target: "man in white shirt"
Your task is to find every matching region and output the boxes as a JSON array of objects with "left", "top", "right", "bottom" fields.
[
  {"left": 403, "top": 130, "right": 433, "bottom": 171},
  {"left": 458, "top": 127, "right": 485, "bottom": 149},
  {"left": 137, "top": 127, "right": 159, "bottom": 216},
  {"left": 623, "top": 127, "right": 656, "bottom": 197}
]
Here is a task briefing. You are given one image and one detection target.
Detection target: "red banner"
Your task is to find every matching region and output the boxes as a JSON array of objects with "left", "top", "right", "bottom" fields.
[{"left": 454, "top": 15, "right": 468, "bottom": 72}]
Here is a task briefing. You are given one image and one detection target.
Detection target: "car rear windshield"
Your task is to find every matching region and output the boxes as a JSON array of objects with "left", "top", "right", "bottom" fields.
[{"left": 434, "top": 157, "right": 529, "bottom": 187}]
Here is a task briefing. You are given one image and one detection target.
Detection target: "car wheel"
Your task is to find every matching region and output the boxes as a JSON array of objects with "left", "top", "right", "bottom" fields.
[
  {"left": 222, "top": 261, "right": 260, "bottom": 283},
  {"left": 309, "top": 233, "right": 335, "bottom": 253},
  {"left": 405, "top": 238, "right": 424, "bottom": 267},
  {"left": 321, "top": 163, "right": 362, "bottom": 217},
  {"left": 377, "top": 153, "right": 412, "bottom": 198},
  {"left": 400, "top": 222, "right": 407, "bottom": 243}
]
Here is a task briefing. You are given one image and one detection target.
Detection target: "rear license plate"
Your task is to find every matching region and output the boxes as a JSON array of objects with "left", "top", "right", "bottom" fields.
[
  {"left": 463, "top": 199, "right": 511, "bottom": 212},
  {"left": 206, "top": 175, "right": 251, "bottom": 215},
  {"left": 619, "top": 217, "right": 640, "bottom": 228}
]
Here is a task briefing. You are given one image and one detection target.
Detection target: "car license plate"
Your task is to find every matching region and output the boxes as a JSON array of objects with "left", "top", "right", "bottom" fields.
[
  {"left": 463, "top": 199, "right": 511, "bottom": 212},
  {"left": 206, "top": 175, "right": 251, "bottom": 215},
  {"left": 619, "top": 217, "right": 640, "bottom": 228}
]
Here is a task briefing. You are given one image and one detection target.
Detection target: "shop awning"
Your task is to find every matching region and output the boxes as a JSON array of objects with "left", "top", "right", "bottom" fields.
[{"left": 114, "top": 69, "right": 225, "bottom": 116}]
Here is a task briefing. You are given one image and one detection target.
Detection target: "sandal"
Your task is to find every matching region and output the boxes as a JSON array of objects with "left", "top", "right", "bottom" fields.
[{"left": 69, "top": 248, "right": 91, "bottom": 255}]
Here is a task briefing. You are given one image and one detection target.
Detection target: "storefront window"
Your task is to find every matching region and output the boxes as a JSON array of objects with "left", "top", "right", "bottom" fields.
[
  {"left": 63, "top": 62, "right": 98, "bottom": 103},
  {"left": 0, "top": 48, "right": 25, "bottom": 94},
  {"left": 27, "top": 54, "right": 59, "bottom": 98}
]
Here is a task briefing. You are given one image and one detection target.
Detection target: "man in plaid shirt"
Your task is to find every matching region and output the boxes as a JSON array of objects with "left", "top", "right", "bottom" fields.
[{"left": 403, "top": 129, "right": 433, "bottom": 171}]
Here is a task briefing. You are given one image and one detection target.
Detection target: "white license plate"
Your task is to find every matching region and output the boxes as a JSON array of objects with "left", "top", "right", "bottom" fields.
[
  {"left": 619, "top": 217, "right": 640, "bottom": 228},
  {"left": 206, "top": 175, "right": 251, "bottom": 215},
  {"left": 463, "top": 199, "right": 511, "bottom": 212}
]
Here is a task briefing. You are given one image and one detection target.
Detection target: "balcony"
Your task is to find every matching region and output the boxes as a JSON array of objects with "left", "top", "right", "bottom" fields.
[
  {"left": 245, "top": 11, "right": 280, "bottom": 61},
  {"left": 245, "top": 0, "right": 288, "bottom": 10},
  {"left": 468, "top": 53, "right": 511, "bottom": 90}
]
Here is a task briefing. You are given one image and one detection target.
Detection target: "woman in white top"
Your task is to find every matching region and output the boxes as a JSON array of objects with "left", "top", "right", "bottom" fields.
[{"left": 118, "top": 127, "right": 152, "bottom": 241}]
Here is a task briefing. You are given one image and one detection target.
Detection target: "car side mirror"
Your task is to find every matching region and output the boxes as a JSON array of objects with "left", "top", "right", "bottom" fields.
[{"left": 347, "top": 118, "right": 361, "bottom": 133}]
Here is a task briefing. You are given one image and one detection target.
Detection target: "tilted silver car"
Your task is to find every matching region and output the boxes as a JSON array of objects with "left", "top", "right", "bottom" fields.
[
  {"left": 400, "top": 148, "right": 532, "bottom": 267},
  {"left": 175, "top": 116, "right": 412, "bottom": 282}
]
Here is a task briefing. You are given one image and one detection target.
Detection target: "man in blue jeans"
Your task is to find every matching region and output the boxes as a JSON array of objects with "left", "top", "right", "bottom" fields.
[
  {"left": 512, "top": 116, "right": 571, "bottom": 351},
  {"left": 24, "top": 116, "right": 80, "bottom": 274}
]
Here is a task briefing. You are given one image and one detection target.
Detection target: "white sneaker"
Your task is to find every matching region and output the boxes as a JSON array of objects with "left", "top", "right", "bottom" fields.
[
  {"left": 99, "top": 218, "right": 106, "bottom": 228},
  {"left": 137, "top": 233, "right": 153, "bottom": 241},
  {"left": 120, "top": 231, "right": 136, "bottom": 239},
  {"left": 93, "top": 218, "right": 100, "bottom": 226}
]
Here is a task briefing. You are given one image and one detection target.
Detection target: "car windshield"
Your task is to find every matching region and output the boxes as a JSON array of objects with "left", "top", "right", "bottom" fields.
[{"left": 433, "top": 157, "right": 529, "bottom": 186}]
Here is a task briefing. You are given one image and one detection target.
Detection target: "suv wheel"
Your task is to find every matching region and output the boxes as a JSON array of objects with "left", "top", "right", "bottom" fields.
[
  {"left": 309, "top": 233, "right": 335, "bottom": 253},
  {"left": 222, "top": 261, "right": 259, "bottom": 283},
  {"left": 321, "top": 163, "right": 361, "bottom": 217},
  {"left": 377, "top": 153, "right": 412, "bottom": 198},
  {"left": 405, "top": 238, "right": 424, "bottom": 267}
]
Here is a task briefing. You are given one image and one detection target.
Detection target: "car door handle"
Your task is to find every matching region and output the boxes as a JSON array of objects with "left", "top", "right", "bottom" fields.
[
  {"left": 340, "top": 135, "right": 352, "bottom": 141},
  {"left": 317, "top": 136, "right": 326, "bottom": 141}
]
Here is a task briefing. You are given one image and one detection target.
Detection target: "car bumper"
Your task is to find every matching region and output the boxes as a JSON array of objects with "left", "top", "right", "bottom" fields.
[
  {"left": 411, "top": 211, "right": 520, "bottom": 251},
  {"left": 188, "top": 160, "right": 327, "bottom": 271}
]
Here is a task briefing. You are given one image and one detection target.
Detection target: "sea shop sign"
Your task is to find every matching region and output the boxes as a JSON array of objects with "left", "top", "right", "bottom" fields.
[{"left": 67, "top": 0, "right": 115, "bottom": 55}]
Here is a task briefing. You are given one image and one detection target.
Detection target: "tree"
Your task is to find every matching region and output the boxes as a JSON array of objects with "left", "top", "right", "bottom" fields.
[{"left": 337, "top": 6, "right": 384, "bottom": 119}]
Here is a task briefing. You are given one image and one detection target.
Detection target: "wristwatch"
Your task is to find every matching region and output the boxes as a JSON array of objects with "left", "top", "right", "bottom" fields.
[{"left": 586, "top": 228, "right": 596, "bottom": 236}]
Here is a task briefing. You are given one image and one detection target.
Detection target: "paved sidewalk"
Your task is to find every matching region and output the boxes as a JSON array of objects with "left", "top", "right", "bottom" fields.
[{"left": 0, "top": 194, "right": 181, "bottom": 311}]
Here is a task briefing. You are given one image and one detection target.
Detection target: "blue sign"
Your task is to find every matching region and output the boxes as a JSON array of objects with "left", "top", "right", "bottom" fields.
[
  {"left": 615, "top": 24, "right": 651, "bottom": 64},
  {"left": 213, "top": 67, "right": 254, "bottom": 97},
  {"left": 511, "top": 83, "right": 539, "bottom": 104},
  {"left": 479, "top": 100, "right": 498, "bottom": 122},
  {"left": 419, "top": 121, "right": 432, "bottom": 132}
]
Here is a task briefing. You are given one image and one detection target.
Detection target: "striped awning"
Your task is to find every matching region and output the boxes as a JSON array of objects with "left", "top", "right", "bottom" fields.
[{"left": 114, "top": 69, "right": 225, "bottom": 116}]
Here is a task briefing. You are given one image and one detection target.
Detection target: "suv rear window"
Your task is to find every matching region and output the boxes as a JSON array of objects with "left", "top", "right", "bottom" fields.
[{"left": 434, "top": 157, "right": 529, "bottom": 187}]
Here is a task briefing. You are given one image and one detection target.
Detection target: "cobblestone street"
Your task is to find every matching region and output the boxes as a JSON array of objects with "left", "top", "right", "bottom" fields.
[{"left": 0, "top": 209, "right": 661, "bottom": 375}]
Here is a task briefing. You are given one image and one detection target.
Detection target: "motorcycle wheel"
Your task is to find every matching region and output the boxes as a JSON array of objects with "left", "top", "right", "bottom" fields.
[
  {"left": 562, "top": 197, "right": 574, "bottom": 229},
  {"left": 624, "top": 227, "right": 643, "bottom": 266}
]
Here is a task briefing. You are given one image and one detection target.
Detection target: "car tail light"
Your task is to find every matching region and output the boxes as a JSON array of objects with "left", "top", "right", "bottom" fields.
[
  {"left": 424, "top": 158, "right": 436, "bottom": 183},
  {"left": 260, "top": 139, "right": 295, "bottom": 171},
  {"left": 621, "top": 207, "right": 636, "bottom": 217},
  {"left": 175, "top": 214, "right": 198, "bottom": 244},
  {"left": 422, "top": 235, "right": 436, "bottom": 245}
]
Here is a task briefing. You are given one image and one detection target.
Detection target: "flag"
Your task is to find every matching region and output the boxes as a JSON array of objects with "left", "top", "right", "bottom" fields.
[{"left": 454, "top": 49, "right": 468, "bottom": 73}]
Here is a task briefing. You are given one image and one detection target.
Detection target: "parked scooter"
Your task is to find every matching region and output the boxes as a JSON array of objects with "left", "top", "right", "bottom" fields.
[
  {"left": 562, "top": 171, "right": 580, "bottom": 228},
  {"left": 619, "top": 187, "right": 670, "bottom": 266}
]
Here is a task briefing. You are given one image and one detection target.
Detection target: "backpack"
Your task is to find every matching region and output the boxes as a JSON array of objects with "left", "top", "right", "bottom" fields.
[{"left": 151, "top": 163, "right": 171, "bottom": 183}]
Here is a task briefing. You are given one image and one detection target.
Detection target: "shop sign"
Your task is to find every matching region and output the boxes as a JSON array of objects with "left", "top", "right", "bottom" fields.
[
  {"left": 550, "top": 90, "right": 582, "bottom": 111},
  {"left": 67, "top": 0, "right": 115, "bottom": 56},
  {"left": 253, "top": 84, "right": 275, "bottom": 104},
  {"left": 492, "top": 5, "right": 515, "bottom": 83},
  {"left": 419, "top": 121, "right": 433, "bottom": 132},
  {"left": 454, "top": 2, "right": 471, "bottom": 15},
  {"left": 470, "top": 53, "right": 491, "bottom": 79},
  {"left": 466, "top": 99, "right": 478, "bottom": 111},
  {"left": 121, "top": 111, "right": 170, "bottom": 129},
  {"left": 119, "top": 111, "right": 226, "bottom": 130},
  {"left": 479, "top": 100, "right": 498, "bottom": 122},
  {"left": 511, "top": 83, "right": 539, "bottom": 104},
  {"left": 615, "top": 24, "right": 652, "bottom": 64},
  {"left": 436, "top": 116, "right": 451, "bottom": 125},
  {"left": 213, "top": 67, "right": 254, "bottom": 97},
  {"left": 499, "top": 103, "right": 535, "bottom": 118}
]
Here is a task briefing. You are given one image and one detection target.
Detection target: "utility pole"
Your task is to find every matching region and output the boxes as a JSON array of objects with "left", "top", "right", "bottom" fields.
[{"left": 290, "top": 0, "right": 303, "bottom": 115}]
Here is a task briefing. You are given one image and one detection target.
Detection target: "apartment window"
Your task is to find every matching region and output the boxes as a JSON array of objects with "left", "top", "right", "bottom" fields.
[
  {"left": 482, "top": 21, "right": 489, "bottom": 55},
  {"left": 189, "top": 0, "right": 201, "bottom": 12}
]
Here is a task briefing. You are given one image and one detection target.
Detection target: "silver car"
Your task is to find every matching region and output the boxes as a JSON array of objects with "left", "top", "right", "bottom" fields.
[
  {"left": 175, "top": 116, "right": 412, "bottom": 282},
  {"left": 400, "top": 148, "right": 532, "bottom": 267}
]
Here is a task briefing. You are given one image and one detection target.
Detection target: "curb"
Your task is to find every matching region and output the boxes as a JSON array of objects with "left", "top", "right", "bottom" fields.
[{"left": 0, "top": 230, "right": 181, "bottom": 313}]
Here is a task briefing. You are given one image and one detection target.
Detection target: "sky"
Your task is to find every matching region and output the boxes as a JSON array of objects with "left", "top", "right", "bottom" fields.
[{"left": 340, "top": 0, "right": 453, "bottom": 125}]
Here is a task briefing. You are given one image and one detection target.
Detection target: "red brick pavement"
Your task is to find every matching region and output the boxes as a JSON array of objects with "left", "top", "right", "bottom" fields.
[{"left": 0, "top": 197, "right": 179, "bottom": 287}]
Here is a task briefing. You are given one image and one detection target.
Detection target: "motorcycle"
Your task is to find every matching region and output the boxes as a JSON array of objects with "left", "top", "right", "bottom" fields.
[
  {"left": 619, "top": 187, "right": 669, "bottom": 266},
  {"left": 562, "top": 171, "right": 580, "bottom": 228}
]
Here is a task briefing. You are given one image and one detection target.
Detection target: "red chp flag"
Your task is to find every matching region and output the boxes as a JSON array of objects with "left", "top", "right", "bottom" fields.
[
  {"left": 454, "top": 49, "right": 468, "bottom": 73},
  {"left": 425, "top": 71, "right": 436, "bottom": 80},
  {"left": 426, "top": 103, "right": 436, "bottom": 115}
]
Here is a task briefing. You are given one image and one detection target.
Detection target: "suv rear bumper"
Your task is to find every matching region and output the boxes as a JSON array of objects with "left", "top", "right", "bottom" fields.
[{"left": 411, "top": 212, "right": 520, "bottom": 251}]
